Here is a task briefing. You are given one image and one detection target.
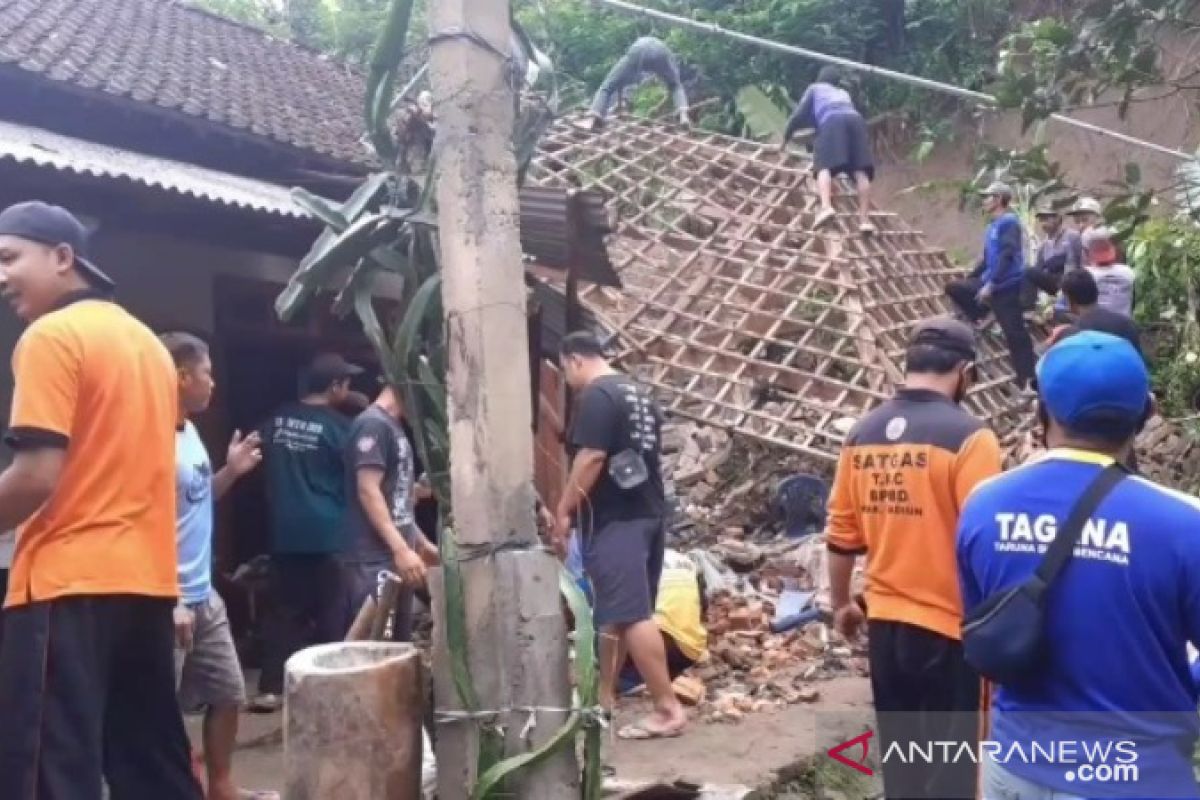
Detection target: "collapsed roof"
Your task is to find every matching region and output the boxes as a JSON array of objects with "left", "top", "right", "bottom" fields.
[{"left": 528, "top": 114, "right": 1030, "bottom": 462}]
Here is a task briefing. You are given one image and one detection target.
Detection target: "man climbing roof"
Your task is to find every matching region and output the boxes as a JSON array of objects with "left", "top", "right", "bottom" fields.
[
  {"left": 780, "top": 66, "right": 876, "bottom": 236},
  {"left": 589, "top": 36, "right": 689, "bottom": 129}
]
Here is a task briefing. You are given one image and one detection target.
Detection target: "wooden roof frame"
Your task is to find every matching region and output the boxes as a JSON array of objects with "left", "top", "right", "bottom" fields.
[{"left": 528, "top": 114, "right": 1032, "bottom": 461}]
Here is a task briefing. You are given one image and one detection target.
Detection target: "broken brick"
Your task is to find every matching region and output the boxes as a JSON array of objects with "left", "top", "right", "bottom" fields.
[{"left": 672, "top": 675, "right": 706, "bottom": 706}]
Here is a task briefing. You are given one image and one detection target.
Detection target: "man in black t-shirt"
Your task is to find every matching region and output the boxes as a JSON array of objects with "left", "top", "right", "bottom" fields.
[
  {"left": 553, "top": 332, "right": 686, "bottom": 740},
  {"left": 340, "top": 384, "right": 439, "bottom": 641},
  {"left": 252, "top": 353, "right": 358, "bottom": 710}
]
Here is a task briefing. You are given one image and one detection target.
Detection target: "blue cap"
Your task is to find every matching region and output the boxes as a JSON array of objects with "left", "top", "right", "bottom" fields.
[
  {"left": 1036, "top": 330, "right": 1149, "bottom": 433},
  {"left": 0, "top": 201, "right": 115, "bottom": 290}
]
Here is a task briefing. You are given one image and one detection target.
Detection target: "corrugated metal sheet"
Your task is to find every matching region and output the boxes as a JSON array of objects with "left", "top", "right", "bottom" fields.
[{"left": 0, "top": 120, "right": 308, "bottom": 218}]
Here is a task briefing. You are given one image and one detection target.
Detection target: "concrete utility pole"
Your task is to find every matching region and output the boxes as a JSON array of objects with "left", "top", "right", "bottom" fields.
[{"left": 427, "top": 1, "right": 578, "bottom": 798}]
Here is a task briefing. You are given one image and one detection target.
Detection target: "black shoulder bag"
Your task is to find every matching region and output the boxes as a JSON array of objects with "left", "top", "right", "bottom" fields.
[
  {"left": 604, "top": 381, "right": 652, "bottom": 491},
  {"left": 962, "top": 463, "right": 1126, "bottom": 686}
]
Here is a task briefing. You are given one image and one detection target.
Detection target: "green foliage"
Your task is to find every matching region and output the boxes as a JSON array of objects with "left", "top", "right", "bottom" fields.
[
  {"left": 192, "top": 0, "right": 404, "bottom": 66},
  {"left": 992, "top": 0, "right": 1196, "bottom": 127},
  {"left": 1129, "top": 218, "right": 1200, "bottom": 415},
  {"left": 735, "top": 85, "right": 790, "bottom": 140},
  {"left": 517, "top": 0, "right": 1015, "bottom": 136}
]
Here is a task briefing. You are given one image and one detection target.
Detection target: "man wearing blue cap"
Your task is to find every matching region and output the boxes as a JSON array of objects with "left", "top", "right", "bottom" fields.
[{"left": 957, "top": 331, "right": 1200, "bottom": 799}]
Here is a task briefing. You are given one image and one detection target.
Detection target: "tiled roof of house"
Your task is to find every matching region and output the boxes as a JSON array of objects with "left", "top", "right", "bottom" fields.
[{"left": 0, "top": 0, "right": 369, "bottom": 165}]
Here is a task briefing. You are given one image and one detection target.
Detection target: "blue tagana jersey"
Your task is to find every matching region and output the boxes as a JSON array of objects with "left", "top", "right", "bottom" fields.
[{"left": 958, "top": 449, "right": 1200, "bottom": 798}]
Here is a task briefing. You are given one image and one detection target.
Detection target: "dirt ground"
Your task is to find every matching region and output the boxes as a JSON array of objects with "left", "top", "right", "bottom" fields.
[{"left": 192, "top": 673, "right": 874, "bottom": 797}]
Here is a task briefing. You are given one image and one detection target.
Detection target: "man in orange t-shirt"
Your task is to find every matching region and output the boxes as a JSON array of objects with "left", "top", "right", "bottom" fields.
[
  {"left": 0, "top": 202, "right": 201, "bottom": 799},
  {"left": 826, "top": 317, "right": 1001, "bottom": 800}
]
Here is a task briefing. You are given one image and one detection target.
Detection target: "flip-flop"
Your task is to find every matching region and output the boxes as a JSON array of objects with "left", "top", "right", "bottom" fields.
[
  {"left": 812, "top": 208, "right": 837, "bottom": 230},
  {"left": 616, "top": 721, "right": 685, "bottom": 741},
  {"left": 246, "top": 693, "right": 281, "bottom": 714}
]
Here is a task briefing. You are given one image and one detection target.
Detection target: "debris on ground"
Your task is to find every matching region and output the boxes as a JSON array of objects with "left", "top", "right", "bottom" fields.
[
  {"left": 1136, "top": 416, "right": 1200, "bottom": 493},
  {"left": 658, "top": 408, "right": 1200, "bottom": 725},
  {"left": 658, "top": 420, "right": 868, "bottom": 725}
]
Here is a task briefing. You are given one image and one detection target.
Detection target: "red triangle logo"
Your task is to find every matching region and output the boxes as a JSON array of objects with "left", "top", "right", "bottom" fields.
[{"left": 827, "top": 730, "right": 875, "bottom": 776}]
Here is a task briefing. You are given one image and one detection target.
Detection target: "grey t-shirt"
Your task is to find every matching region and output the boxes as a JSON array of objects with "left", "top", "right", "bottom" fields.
[
  {"left": 1087, "top": 263, "right": 1136, "bottom": 317},
  {"left": 341, "top": 405, "right": 417, "bottom": 564}
]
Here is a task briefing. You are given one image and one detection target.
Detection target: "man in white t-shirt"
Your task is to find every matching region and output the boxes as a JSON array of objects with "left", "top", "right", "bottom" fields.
[{"left": 1083, "top": 226, "right": 1135, "bottom": 317}]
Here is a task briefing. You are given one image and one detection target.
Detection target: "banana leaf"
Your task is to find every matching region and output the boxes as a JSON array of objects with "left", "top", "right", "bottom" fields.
[
  {"left": 291, "top": 187, "right": 350, "bottom": 231},
  {"left": 393, "top": 274, "right": 442, "bottom": 378},
  {"left": 289, "top": 172, "right": 392, "bottom": 231},
  {"left": 364, "top": 0, "right": 416, "bottom": 163},
  {"left": 343, "top": 172, "right": 396, "bottom": 221},
  {"left": 735, "top": 85, "right": 790, "bottom": 140},
  {"left": 349, "top": 268, "right": 390, "bottom": 358},
  {"left": 561, "top": 569, "right": 602, "bottom": 800},
  {"left": 366, "top": 243, "right": 412, "bottom": 275},
  {"left": 436, "top": 525, "right": 491, "bottom": 759},
  {"left": 276, "top": 213, "right": 394, "bottom": 321},
  {"left": 416, "top": 358, "right": 447, "bottom": 422},
  {"left": 333, "top": 255, "right": 379, "bottom": 318}
]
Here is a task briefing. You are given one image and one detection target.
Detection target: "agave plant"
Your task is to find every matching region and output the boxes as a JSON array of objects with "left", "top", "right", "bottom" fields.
[{"left": 274, "top": 1, "right": 600, "bottom": 797}]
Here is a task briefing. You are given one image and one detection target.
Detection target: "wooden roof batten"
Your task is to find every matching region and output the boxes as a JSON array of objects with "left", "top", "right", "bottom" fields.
[{"left": 527, "top": 114, "right": 1031, "bottom": 462}]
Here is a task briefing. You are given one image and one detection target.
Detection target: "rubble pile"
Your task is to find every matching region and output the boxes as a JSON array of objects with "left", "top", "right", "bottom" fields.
[
  {"left": 1008, "top": 415, "right": 1200, "bottom": 493},
  {"left": 1136, "top": 417, "right": 1200, "bottom": 493},
  {"left": 662, "top": 420, "right": 831, "bottom": 540},
  {"left": 695, "top": 591, "right": 869, "bottom": 724},
  {"left": 660, "top": 420, "right": 868, "bottom": 723}
]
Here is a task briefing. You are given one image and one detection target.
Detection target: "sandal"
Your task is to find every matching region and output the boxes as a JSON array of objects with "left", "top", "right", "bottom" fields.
[
  {"left": 246, "top": 693, "right": 281, "bottom": 714},
  {"left": 812, "top": 208, "right": 837, "bottom": 230},
  {"left": 616, "top": 720, "right": 685, "bottom": 741}
]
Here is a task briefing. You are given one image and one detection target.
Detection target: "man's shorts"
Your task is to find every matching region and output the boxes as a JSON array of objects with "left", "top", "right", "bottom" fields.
[
  {"left": 175, "top": 592, "right": 246, "bottom": 713},
  {"left": 582, "top": 516, "right": 666, "bottom": 628},
  {"left": 814, "top": 110, "right": 875, "bottom": 180}
]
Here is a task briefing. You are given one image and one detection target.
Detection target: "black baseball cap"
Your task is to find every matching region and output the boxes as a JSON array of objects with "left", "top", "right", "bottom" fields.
[
  {"left": 909, "top": 316, "right": 977, "bottom": 361},
  {"left": 0, "top": 201, "right": 115, "bottom": 291},
  {"left": 308, "top": 353, "right": 364, "bottom": 384}
]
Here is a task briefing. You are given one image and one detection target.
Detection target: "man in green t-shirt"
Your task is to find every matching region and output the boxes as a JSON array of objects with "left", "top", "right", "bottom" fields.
[{"left": 250, "top": 353, "right": 360, "bottom": 712}]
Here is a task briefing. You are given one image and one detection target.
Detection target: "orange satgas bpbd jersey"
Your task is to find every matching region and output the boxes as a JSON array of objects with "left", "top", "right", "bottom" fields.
[
  {"left": 4, "top": 294, "right": 179, "bottom": 608},
  {"left": 826, "top": 388, "right": 1002, "bottom": 640}
]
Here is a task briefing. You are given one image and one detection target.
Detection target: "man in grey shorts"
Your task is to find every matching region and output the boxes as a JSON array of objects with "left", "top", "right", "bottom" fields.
[
  {"left": 551, "top": 332, "right": 686, "bottom": 740},
  {"left": 161, "top": 333, "right": 273, "bottom": 800},
  {"left": 340, "top": 383, "right": 440, "bottom": 639},
  {"left": 589, "top": 36, "right": 689, "bottom": 128}
]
